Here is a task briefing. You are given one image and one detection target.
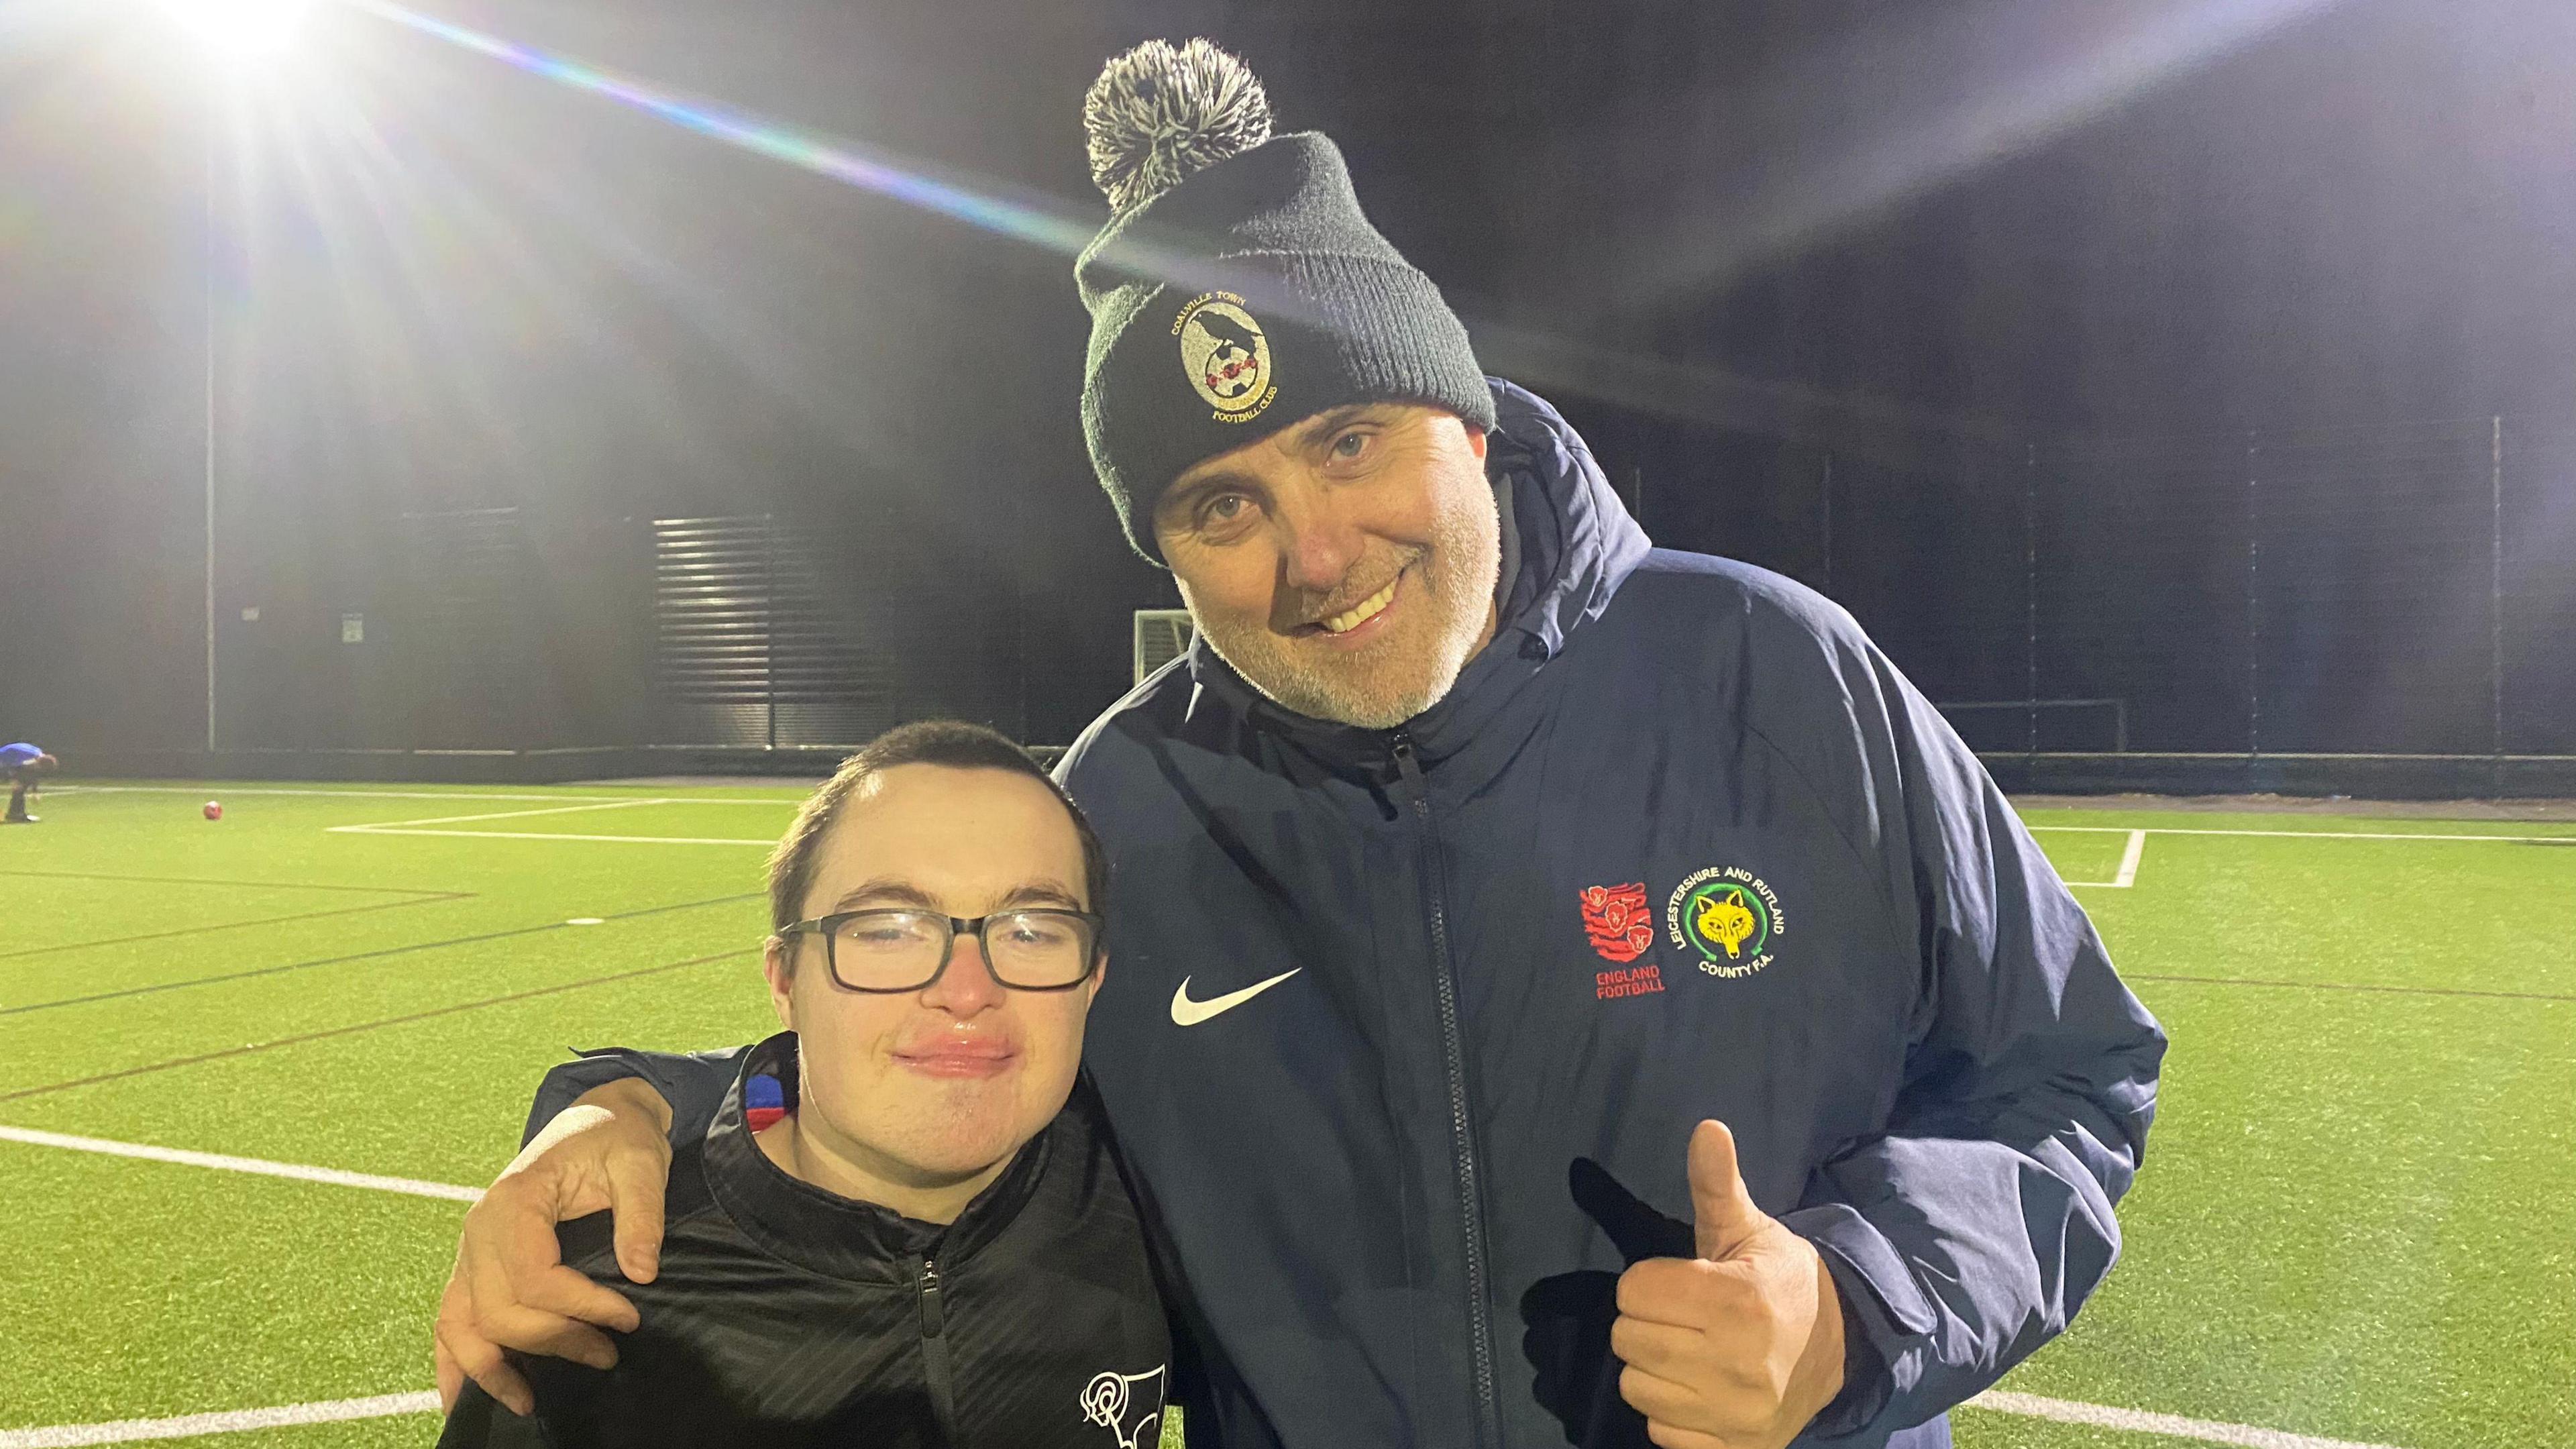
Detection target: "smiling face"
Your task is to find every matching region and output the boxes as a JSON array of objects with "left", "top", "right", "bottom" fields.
[
  {"left": 1153, "top": 402, "right": 1502, "bottom": 729},
  {"left": 761, "top": 763, "right": 1101, "bottom": 1213}
]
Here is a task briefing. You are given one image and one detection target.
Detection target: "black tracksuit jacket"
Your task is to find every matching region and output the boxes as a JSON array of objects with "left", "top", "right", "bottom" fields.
[{"left": 437, "top": 1032, "right": 1171, "bottom": 1449}]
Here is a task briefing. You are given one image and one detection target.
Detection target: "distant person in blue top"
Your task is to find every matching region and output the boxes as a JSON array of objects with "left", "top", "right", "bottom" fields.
[{"left": 1, "top": 743, "right": 56, "bottom": 824}]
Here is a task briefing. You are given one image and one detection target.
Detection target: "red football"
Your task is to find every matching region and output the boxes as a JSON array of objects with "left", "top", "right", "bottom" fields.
[{"left": 203, "top": 801, "right": 223, "bottom": 820}]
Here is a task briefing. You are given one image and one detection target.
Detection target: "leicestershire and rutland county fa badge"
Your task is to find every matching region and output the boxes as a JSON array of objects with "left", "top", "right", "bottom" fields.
[
  {"left": 1173, "top": 291, "right": 1276, "bottom": 423},
  {"left": 1666, "top": 867, "right": 1787, "bottom": 978}
]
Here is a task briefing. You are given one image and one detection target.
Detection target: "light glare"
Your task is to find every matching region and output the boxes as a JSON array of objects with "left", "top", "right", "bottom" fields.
[{"left": 166, "top": 0, "right": 313, "bottom": 62}]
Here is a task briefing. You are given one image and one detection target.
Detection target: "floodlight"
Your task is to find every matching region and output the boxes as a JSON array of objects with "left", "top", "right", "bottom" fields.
[{"left": 165, "top": 0, "right": 313, "bottom": 62}]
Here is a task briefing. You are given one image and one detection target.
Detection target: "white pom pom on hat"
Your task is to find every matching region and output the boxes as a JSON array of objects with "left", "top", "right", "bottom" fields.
[{"left": 1083, "top": 38, "right": 1274, "bottom": 213}]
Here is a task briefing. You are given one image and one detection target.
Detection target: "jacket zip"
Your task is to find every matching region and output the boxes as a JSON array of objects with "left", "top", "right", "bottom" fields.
[
  {"left": 1390, "top": 732, "right": 1503, "bottom": 1448},
  {"left": 918, "top": 1254, "right": 959, "bottom": 1443}
]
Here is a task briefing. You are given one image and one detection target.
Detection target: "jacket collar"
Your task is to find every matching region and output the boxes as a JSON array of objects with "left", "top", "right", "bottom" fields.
[
  {"left": 1178, "top": 378, "right": 1650, "bottom": 783},
  {"left": 700, "top": 1032, "right": 1051, "bottom": 1283}
]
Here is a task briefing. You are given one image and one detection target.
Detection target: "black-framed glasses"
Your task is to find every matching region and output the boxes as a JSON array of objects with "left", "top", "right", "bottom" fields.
[{"left": 775, "top": 908, "right": 1104, "bottom": 994}]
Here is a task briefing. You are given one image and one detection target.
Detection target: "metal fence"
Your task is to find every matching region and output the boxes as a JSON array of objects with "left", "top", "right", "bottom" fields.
[
  {"left": 195, "top": 414, "right": 2575, "bottom": 772},
  {"left": 1814, "top": 415, "right": 2576, "bottom": 759}
]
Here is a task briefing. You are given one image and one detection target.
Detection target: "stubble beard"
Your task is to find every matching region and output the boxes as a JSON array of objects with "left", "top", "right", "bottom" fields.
[{"left": 1189, "top": 480, "right": 1501, "bottom": 731}]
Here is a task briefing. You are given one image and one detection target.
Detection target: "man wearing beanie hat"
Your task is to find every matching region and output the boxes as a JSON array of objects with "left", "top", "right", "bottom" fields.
[{"left": 443, "top": 38, "right": 2163, "bottom": 1449}]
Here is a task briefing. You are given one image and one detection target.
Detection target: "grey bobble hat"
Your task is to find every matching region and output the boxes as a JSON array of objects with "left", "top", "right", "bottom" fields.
[{"left": 1075, "top": 39, "right": 1494, "bottom": 563}]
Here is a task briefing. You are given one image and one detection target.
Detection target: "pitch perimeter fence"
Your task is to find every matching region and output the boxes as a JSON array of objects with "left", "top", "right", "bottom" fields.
[
  {"left": 1806, "top": 414, "right": 2576, "bottom": 763},
  {"left": 140, "top": 412, "right": 2576, "bottom": 795}
]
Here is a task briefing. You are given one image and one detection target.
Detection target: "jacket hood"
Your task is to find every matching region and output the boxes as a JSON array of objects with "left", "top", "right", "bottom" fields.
[
  {"left": 1482, "top": 378, "right": 1652, "bottom": 659},
  {"left": 1180, "top": 378, "right": 1652, "bottom": 770}
]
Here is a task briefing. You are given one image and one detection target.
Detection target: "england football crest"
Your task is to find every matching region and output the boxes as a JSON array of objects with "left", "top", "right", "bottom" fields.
[{"left": 1578, "top": 881, "right": 1655, "bottom": 963}]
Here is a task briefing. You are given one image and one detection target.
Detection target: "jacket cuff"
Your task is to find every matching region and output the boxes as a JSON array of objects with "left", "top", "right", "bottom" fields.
[
  {"left": 1780, "top": 1202, "right": 1937, "bottom": 1439},
  {"left": 519, "top": 1048, "right": 696, "bottom": 1150}
]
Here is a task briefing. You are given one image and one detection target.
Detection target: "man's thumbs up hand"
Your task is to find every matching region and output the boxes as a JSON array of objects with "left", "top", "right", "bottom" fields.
[
  {"left": 1611, "top": 1121, "right": 1848, "bottom": 1449},
  {"left": 1688, "top": 1116, "right": 1772, "bottom": 1261}
]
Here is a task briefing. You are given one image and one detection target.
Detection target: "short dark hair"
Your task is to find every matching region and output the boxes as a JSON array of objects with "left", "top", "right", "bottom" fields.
[{"left": 765, "top": 720, "right": 1108, "bottom": 947}]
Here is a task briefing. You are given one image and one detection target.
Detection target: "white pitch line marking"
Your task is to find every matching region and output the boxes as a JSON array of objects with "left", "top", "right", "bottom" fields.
[
  {"left": 308, "top": 796, "right": 782, "bottom": 848},
  {"left": 322, "top": 827, "right": 775, "bottom": 846},
  {"left": 50, "top": 786, "right": 798, "bottom": 804},
  {"left": 0, "top": 1391, "right": 441, "bottom": 1448},
  {"left": 0, "top": 1125, "right": 481, "bottom": 1203},
  {"left": 2029, "top": 824, "right": 2576, "bottom": 844},
  {"left": 1965, "top": 1389, "right": 2406, "bottom": 1449},
  {"left": 2112, "top": 828, "right": 2147, "bottom": 887},
  {"left": 327, "top": 799, "right": 667, "bottom": 831},
  {"left": 2061, "top": 830, "right": 2148, "bottom": 890}
]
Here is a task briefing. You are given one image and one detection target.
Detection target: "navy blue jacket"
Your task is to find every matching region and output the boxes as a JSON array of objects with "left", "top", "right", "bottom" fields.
[{"left": 534, "top": 380, "right": 2163, "bottom": 1449}]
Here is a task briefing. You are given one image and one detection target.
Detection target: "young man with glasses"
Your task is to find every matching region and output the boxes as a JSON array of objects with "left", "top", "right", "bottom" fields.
[{"left": 435, "top": 720, "right": 1169, "bottom": 1449}]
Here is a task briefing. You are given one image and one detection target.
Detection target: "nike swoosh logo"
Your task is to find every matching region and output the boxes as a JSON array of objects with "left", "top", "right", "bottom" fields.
[{"left": 1169, "top": 968, "right": 1303, "bottom": 1027}]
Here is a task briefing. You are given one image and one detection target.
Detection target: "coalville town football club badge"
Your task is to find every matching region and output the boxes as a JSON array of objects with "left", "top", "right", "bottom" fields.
[
  {"left": 1173, "top": 291, "right": 1275, "bottom": 422},
  {"left": 1667, "top": 867, "right": 1787, "bottom": 979}
]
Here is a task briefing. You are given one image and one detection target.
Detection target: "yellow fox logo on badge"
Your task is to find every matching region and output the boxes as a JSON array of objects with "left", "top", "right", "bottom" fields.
[
  {"left": 1667, "top": 867, "right": 1785, "bottom": 979},
  {"left": 1694, "top": 891, "right": 1758, "bottom": 959}
]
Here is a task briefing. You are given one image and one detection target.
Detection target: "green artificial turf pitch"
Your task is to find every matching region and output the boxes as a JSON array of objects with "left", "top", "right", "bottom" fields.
[{"left": 1, "top": 784, "right": 2568, "bottom": 1448}]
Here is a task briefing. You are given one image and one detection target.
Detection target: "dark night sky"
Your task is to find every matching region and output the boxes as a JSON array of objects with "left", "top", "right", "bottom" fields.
[{"left": 2, "top": 0, "right": 2570, "bottom": 755}]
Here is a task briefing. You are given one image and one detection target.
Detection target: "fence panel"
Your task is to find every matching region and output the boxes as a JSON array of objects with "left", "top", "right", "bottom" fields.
[
  {"left": 2250, "top": 422, "right": 2498, "bottom": 753},
  {"left": 2036, "top": 437, "right": 2254, "bottom": 753},
  {"left": 2502, "top": 421, "right": 2576, "bottom": 754}
]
